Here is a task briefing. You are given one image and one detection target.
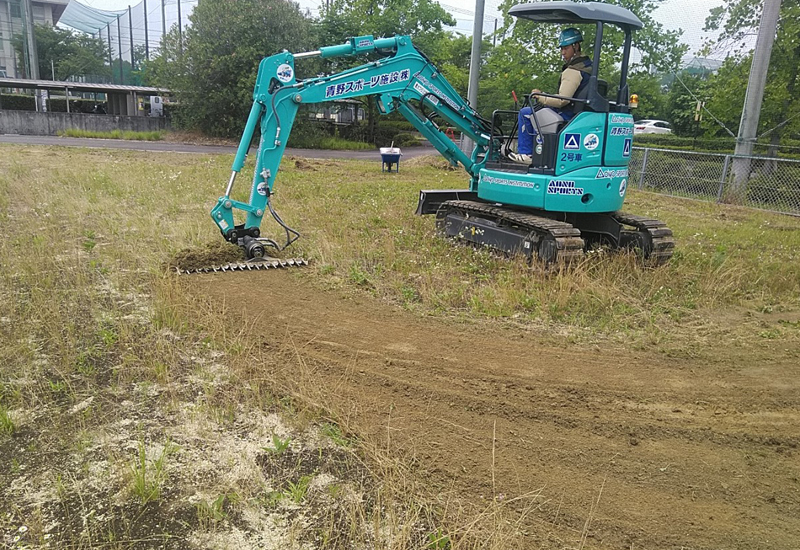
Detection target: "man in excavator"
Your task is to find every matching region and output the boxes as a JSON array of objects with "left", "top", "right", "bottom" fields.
[{"left": 509, "top": 27, "right": 593, "bottom": 164}]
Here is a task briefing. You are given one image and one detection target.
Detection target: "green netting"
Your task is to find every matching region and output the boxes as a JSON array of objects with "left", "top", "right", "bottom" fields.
[
  {"left": 58, "top": 0, "right": 194, "bottom": 61},
  {"left": 59, "top": 1, "right": 129, "bottom": 34}
]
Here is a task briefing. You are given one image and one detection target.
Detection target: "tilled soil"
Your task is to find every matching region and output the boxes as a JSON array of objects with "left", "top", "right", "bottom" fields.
[{"left": 189, "top": 270, "right": 800, "bottom": 549}]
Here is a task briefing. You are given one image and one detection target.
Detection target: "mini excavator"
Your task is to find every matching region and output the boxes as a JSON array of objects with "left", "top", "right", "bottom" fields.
[{"left": 200, "top": 1, "right": 674, "bottom": 274}]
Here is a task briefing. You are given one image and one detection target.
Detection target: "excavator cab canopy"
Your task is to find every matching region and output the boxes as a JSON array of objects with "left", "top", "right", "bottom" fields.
[{"left": 508, "top": 1, "right": 643, "bottom": 112}]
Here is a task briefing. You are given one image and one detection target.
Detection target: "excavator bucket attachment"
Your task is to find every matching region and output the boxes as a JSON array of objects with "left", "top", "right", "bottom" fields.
[{"left": 175, "top": 257, "right": 308, "bottom": 275}]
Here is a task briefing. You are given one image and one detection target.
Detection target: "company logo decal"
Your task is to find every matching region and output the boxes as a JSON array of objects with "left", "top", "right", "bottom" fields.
[
  {"left": 610, "top": 126, "right": 633, "bottom": 136},
  {"left": 415, "top": 74, "right": 461, "bottom": 111},
  {"left": 547, "top": 179, "right": 584, "bottom": 195},
  {"left": 623, "top": 138, "right": 632, "bottom": 157},
  {"left": 595, "top": 168, "right": 629, "bottom": 179},
  {"left": 325, "top": 69, "right": 411, "bottom": 98},
  {"left": 413, "top": 81, "right": 439, "bottom": 105},
  {"left": 482, "top": 174, "right": 534, "bottom": 188},
  {"left": 564, "top": 133, "right": 581, "bottom": 150},
  {"left": 583, "top": 133, "right": 599, "bottom": 151},
  {"left": 610, "top": 114, "right": 633, "bottom": 123},
  {"left": 619, "top": 179, "right": 627, "bottom": 197},
  {"left": 276, "top": 64, "right": 294, "bottom": 83}
]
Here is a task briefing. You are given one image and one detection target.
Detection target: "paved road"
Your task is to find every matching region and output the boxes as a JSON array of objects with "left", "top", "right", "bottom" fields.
[{"left": 0, "top": 134, "right": 436, "bottom": 159}]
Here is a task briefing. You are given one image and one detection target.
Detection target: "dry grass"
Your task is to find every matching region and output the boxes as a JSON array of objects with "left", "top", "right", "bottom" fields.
[{"left": 1, "top": 143, "right": 799, "bottom": 548}]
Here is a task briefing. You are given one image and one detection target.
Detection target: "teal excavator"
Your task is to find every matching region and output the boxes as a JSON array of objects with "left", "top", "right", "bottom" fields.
[{"left": 197, "top": 1, "right": 674, "bottom": 274}]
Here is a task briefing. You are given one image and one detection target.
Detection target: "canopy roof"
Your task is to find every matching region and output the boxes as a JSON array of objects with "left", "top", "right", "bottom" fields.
[{"left": 508, "top": 2, "right": 643, "bottom": 31}]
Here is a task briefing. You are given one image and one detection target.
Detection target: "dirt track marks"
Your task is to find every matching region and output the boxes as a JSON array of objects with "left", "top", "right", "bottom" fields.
[{"left": 190, "top": 271, "right": 800, "bottom": 549}]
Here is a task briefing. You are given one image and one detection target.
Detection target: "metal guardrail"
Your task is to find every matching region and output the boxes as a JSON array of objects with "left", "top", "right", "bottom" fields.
[{"left": 630, "top": 147, "right": 800, "bottom": 216}]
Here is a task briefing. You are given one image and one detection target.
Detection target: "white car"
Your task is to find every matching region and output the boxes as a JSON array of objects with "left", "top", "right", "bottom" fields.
[{"left": 634, "top": 119, "right": 672, "bottom": 135}]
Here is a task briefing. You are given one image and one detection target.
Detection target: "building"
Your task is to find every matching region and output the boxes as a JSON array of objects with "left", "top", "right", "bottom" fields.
[{"left": 0, "top": 0, "right": 69, "bottom": 78}]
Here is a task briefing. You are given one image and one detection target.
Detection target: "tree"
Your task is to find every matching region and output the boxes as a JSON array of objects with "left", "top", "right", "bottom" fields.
[
  {"left": 318, "top": 0, "right": 456, "bottom": 54},
  {"left": 703, "top": 0, "right": 800, "bottom": 151},
  {"left": 317, "top": 0, "right": 457, "bottom": 142},
  {"left": 627, "top": 72, "right": 668, "bottom": 120},
  {"left": 12, "top": 25, "right": 110, "bottom": 81},
  {"left": 663, "top": 72, "right": 709, "bottom": 136},
  {"left": 148, "top": 0, "right": 317, "bottom": 137}
]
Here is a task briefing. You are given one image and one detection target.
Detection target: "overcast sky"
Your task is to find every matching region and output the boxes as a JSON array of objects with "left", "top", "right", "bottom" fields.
[{"left": 79, "top": 0, "right": 731, "bottom": 58}]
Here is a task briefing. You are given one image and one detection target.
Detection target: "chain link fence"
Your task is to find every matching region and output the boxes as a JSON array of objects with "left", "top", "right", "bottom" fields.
[{"left": 629, "top": 147, "right": 800, "bottom": 216}]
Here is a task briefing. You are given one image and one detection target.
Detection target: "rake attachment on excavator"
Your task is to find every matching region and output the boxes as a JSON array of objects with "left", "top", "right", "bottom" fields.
[{"left": 176, "top": 257, "right": 309, "bottom": 275}]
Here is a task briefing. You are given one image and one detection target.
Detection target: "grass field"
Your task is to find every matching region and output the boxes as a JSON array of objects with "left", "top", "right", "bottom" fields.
[{"left": 1, "top": 144, "right": 798, "bottom": 548}]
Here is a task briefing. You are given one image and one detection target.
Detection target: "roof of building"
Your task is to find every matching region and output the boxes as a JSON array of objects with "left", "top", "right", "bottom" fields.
[{"left": 0, "top": 77, "right": 169, "bottom": 95}]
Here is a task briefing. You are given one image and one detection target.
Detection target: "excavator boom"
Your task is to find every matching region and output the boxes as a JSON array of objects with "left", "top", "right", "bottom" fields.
[{"left": 209, "top": 34, "right": 493, "bottom": 263}]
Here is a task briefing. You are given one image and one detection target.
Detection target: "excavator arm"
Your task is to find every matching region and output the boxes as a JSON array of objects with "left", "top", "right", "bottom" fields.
[{"left": 210, "top": 35, "right": 493, "bottom": 259}]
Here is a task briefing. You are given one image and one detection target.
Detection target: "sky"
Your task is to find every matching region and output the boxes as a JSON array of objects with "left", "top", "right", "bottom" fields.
[{"left": 76, "top": 0, "right": 732, "bottom": 59}]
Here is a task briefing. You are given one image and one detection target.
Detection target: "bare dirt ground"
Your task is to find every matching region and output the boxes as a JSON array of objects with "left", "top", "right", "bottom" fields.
[{"left": 188, "top": 269, "right": 800, "bottom": 550}]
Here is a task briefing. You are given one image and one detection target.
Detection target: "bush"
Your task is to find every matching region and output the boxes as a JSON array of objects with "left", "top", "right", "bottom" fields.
[
  {"left": 47, "top": 98, "right": 98, "bottom": 113},
  {"left": 338, "top": 120, "right": 420, "bottom": 147},
  {"left": 374, "top": 123, "right": 419, "bottom": 147},
  {"left": 391, "top": 133, "right": 421, "bottom": 147},
  {"left": 634, "top": 134, "right": 800, "bottom": 159},
  {"left": 0, "top": 94, "right": 36, "bottom": 110},
  {"left": 286, "top": 116, "right": 336, "bottom": 148}
]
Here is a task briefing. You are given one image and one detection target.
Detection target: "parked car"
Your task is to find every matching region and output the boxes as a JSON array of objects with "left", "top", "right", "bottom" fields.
[{"left": 634, "top": 119, "right": 672, "bottom": 135}]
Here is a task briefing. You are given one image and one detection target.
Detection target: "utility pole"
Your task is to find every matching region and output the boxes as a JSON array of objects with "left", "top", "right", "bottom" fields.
[
  {"left": 117, "top": 14, "right": 123, "bottom": 84},
  {"left": 128, "top": 5, "right": 135, "bottom": 70},
  {"left": 177, "top": 0, "right": 183, "bottom": 53},
  {"left": 161, "top": 0, "right": 166, "bottom": 37},
  {"left": 143, "top": 0, "right": 149, "bottom": 60},
  {"left": 106, "top": 23, "right": 113, "bottom": 82},
  {"left": 731, "top": 0, "right": 782, "bottom": 200},
  {"left": 463, "top": 0, "right": 485, "bottom": 153},
  {"left": 22, "top": 0, "right": 40, "bottom": 109}
]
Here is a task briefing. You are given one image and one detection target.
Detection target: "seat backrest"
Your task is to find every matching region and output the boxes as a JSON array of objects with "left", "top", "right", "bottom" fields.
[
  {"left": 597, "top": 79, "right": 608, "bottom": 97},
  {"left": 573, "top": 78, "right": 608, "bottom": 114}
]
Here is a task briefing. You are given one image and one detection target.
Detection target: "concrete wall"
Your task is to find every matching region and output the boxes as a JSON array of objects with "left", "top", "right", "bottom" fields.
[{"left": 0, "top": 110, "right": 170, "bottom": 135}]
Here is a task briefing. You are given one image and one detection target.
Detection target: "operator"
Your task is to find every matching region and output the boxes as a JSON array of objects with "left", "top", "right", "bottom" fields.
[{"left": 510, "top": 27, "right": 592, "bottom": 164}]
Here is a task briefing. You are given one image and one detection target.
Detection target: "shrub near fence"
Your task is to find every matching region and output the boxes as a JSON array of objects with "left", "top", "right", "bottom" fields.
[
  {"left": 631, "top": 146, "right": 800, "bottom": 216},
  {"left": 634, "top": 134, "right": 800, "bottom": 159},
  {"left": 47, "top": 98, "right": 100, "bottom": 113},
  {"left": 0, "top": 94, "right": 104, "bottom": 113},
  {"left": 0, "top": 94, "right": 36, "bottom": 110}
]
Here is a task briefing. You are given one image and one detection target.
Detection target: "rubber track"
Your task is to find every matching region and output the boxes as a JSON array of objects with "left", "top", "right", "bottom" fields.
[
  {"left": 612, "top": 211, "right": 675, "bottom": 266},
  {"left": 177, "top": 258, "right": 308, "bottom": 275},
  {"left": 437, "top": 200, "right": 585, "bottom": 262}
]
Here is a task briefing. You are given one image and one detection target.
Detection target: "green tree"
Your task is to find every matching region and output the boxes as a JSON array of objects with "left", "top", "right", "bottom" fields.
[
  {"left": 148, "top": 0, "right": 317, "bottom": 137},
  {"left": 318, "top": 0, "right": 456, "bottom": 54},
  {"left": 703, "top": 0, "right": 800, "bottom": 150},
  {"left": 663, "top": 72, "right": 709, "bottom": 136},
  {"left": 317, "top": 0, "right": 457, "bottom": 142},
  {"left": 627, "top": 72, "right": 668, "bottom": 120},
  {"left": 12, "top": 25, "right": 110, "bottom": 81}
]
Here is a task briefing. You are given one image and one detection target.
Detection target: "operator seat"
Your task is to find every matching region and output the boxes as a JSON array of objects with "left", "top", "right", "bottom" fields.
[
  {"left": 554, "top": 78, "right": 608, "bottom": 133},
  {"left": 572, "top": 78, "right": 608, "bottom": 114}
]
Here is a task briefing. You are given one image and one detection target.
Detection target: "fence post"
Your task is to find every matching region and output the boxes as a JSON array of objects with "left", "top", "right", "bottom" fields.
[
  {"left": 638, "top": 148, "right": 649, "bottom": 189},
  {"left": 718, "top": 155, "right": 731, "bottom": 202}
]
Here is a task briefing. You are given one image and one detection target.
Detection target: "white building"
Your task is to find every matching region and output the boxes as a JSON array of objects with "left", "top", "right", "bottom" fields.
[{"left": 0, "top": 0, "right": 68, "bottom": 78}]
